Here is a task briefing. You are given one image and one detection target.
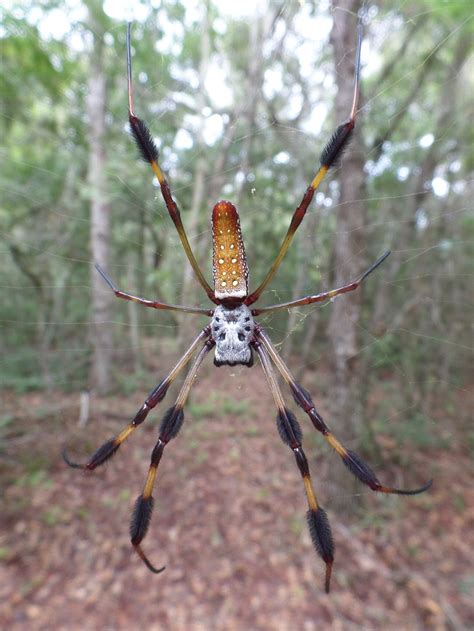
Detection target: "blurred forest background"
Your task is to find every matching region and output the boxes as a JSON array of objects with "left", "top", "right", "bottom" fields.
[{"left": 1, "top": 0, "right": 473, "bottom": 629}]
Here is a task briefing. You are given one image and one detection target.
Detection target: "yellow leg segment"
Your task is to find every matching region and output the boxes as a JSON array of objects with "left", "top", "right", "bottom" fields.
[
  {"left": 143, "top": 465, "right": 158, "bottom": 500},
  {"left": 303, "top": 475, "right": 319, "bottom": 512},
  {"left": 310, "top": 165, "right": 328, "bottom": 190}
]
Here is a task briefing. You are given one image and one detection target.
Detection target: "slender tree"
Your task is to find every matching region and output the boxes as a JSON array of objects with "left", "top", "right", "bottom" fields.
[
  {"left": 86, "top": 1, "right": 113, "bottom": 394},
  {"left": 178, "top": 1, "right": 213, "bottom": 347},
  {"left": 327, "top": 0, "right": 366, "bottom": 500}
]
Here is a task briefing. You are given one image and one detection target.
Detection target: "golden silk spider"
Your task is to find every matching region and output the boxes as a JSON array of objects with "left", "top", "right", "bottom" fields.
[{"left": 64, "top": 20, "right": 432, "bottom": 593}]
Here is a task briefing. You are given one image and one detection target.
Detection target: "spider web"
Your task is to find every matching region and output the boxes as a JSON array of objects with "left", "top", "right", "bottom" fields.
[
  {"left": 1, "top": 0, "right": 471, "bottom": 462},
  {"left": 130, "top": 0, "right": 471, "bottom": 491},
  {"left": 1, "top": 0, "right": 472, "bottom": 462}
]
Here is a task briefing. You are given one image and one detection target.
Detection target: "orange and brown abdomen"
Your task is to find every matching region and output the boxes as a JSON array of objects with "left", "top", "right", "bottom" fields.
[{"left": 212, "top": 201, "right": 248, "bottom": 301}]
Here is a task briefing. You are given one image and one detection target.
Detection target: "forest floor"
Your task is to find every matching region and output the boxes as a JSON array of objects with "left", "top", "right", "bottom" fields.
[{"left": 1, "top": 355, "right": 473, "bottom": 631}]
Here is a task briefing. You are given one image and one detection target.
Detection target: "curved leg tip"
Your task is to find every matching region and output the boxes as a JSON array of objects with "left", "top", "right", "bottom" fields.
[
  {"left": 415, "top": 478, "right": 433, "bottom": 493},
  {"left": 151, "top": 564, "right": 166, "bottom": 575},
  {"left": 134, "top": 544, "right": 166, "bottom": 574},
  {"left": 324, "top": 561, "right": 333, "bottom": 594},
  {"left": 380, "top": 477, "right": 433, "bottom": 496},
  {"left": 62, "top": 447, "right": 88, "bottom": 470}
]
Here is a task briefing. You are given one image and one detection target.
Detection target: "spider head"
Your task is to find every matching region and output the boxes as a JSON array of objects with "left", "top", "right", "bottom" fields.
[{"left": 211, "top": 304, "right": 254, "bottom": 367}]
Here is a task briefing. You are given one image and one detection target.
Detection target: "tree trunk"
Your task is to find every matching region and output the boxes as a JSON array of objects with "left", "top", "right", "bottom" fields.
[
  {"left": 178, "top": 1, "right": 212, "bottom": 349},
  {"left": 87, "top": 8, "right": 112, "bottom": 394},
  {"left": 282, "top": 212, "right": 320, "bottom": 362},
  {"left": 327, "top": 0, "right": 366, "bottom": 503}
]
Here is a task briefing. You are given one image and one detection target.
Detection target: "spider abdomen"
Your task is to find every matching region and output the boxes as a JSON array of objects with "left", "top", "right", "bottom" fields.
[
  {"left": 211, "top": 304, "right": 254, "bottom": 367},
  {"left": 212, "top": 201, "right": 249, "bottom": 300}
]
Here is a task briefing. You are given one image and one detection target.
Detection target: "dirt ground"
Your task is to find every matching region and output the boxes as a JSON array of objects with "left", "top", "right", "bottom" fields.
[{"left": 1, "top": 361, "right": 473, "bottom": 630}]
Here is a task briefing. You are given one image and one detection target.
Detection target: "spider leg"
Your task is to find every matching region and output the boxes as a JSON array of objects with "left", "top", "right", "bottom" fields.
[
  {"left": 252, "top": 251, "right": 390, "bottom": 316},
  {"left": 254, "top": 340, "right": 334, "bottom": 593},
  {"left": 245, "top": 20, "right": 363, "bottom": 306},
  {"left": 126, "top": 24, "right": 217, "bottom": 304},
  {"left": 63, "top": 327, "right": 211, "bottom": 470},
  {"left": 130, "top": 338, "right": 214, "bottom": 573},
  {"left": 256, "top": 326, "right": 433, "bottom": 495},
  {"left": 95, "top": 263, "right": 213, "bottom": 316}
]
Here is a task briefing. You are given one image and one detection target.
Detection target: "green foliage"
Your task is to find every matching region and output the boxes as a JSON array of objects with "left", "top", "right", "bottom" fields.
[
  {"left": 466, "top": 431, "right": 474, "bottom": 457},
  {"left": 188, "top": 392, "right": 249, "bottom": 420},
  {"left": 41, "top": 506, "right": 64, "bottom": 526},
  {"left": 0, "top": 547, "right": 11, "bottom": 562},
  {"left": 15, "top": 468, "right": 53, "bottom": 489},
  {"left": 458, "top": 574, "right": 474, "bottom": 595},
  {"left": 389, "top": 412, "right": 447, "bottom": 452}
]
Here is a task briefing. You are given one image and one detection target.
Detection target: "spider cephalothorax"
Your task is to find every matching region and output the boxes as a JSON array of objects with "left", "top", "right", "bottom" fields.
[
  {"left": 212, "top": 303, "right": 255, "bottom": 367},
  {"left": 63, "top": 20, "right": 432, "bottom": 593}
]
